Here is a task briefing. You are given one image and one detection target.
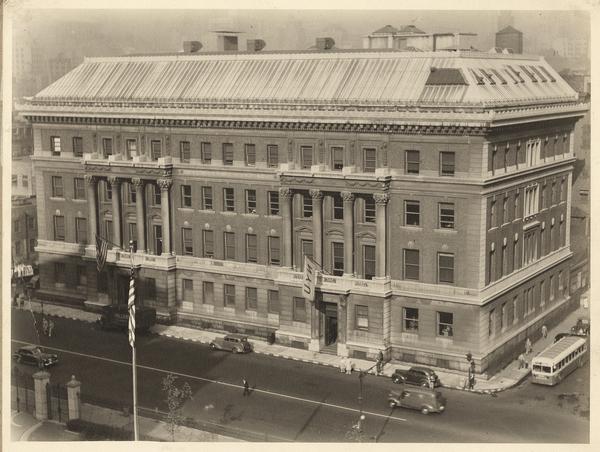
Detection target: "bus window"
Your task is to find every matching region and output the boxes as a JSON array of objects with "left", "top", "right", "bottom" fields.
[
  {"left": 533, "top": 364, "right": 542, "bottom": 372},
  {"left": 542, "top": 366, "right": 551, "bottom": 373}
]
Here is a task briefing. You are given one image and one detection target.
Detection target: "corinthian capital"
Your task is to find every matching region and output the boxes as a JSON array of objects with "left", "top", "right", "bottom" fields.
[
  {"left": 84, "top": 174, "right": 96, "bottom": 186},
  {"left": 340, "top": 191, "right": 355, "bottom": 203},
  {"left": 157, "top": 178, "right": 172, "bottom": 191},
  {"left": 309, "top": 189, "right": 323, "bottom": 200},
  {"left": 131, "top": 177, "right": 145, "bottom": 190},
  {"left": 108, "top": 176, "right": 121, "bottom": 188},
  {"left": 373, "top": 192, "right": 390, "bottom": 205},
  {"left": 279, "top": 187, "right": 293, "bottom": 200}
]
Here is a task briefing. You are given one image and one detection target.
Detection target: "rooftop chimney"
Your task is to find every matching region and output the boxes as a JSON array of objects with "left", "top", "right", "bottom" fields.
[
  {"left": 315, "top": 37, "right": 335, "bottom": 50},
  {"left": 247, "top": 39, "right": 266, "bottom": 52},
  {"left": 183, "top": 41, "right": 203, "bottom": 53}
]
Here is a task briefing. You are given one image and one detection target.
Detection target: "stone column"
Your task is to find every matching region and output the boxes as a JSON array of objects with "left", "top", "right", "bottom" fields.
[
  {"left": 33, "top": 371, "right": 50, "bottom": 421},
  {"left": 337, "top": 294, "right": 349, "bottom": 357},
  {"left": 108, "top": 176, "right": 122, "bottom": 247},
  {"left": 309, "top": 189, "right": 323, "bottom": 267},
  {"left": 341, "top": 191, "right": 355, "bottom": 276},
  {"left": 84, "top": 175, "right": 98, "bottom": 243},
  {"left": 374, "top": 192, "right": 389, "bottom": 278},
  {"left": 157, "top": 178, "right": 172, "bottom": 255},
  {"left": 66, "top": 375, "right": 81, "bottom": 421},
  {"left": 279, "top": 187, "right": 293, "bottom": 268},
  {"left": 131, "top": 177, "right": 146, "bottom": 253}
]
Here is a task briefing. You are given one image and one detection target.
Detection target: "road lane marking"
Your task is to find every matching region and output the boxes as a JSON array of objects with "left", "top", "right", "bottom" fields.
[{"left": 12, "top": 339, "right": 407, "bottom": 424}]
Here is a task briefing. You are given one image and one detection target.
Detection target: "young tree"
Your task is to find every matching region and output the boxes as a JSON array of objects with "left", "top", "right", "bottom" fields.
[{"left": 162, "top": 373, "right": 193, "bottom": 441}]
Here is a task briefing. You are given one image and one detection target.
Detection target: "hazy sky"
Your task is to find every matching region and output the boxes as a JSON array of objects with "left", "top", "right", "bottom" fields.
[{"left": 13, "top": 8, "right": 590, "bottom": 58}]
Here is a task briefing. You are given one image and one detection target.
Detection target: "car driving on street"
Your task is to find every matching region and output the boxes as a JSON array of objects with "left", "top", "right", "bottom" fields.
[
  {"left": 209, "top": 334, "right": 253, "bottom": 353},
  {"left": 13, "top": 345, "right": 58, "bottom": 368},
  {"left": 388, "top": 387, "right": 446, "bottom": 415},
  {"left": 391, "top": 366, "right": 441, "bottom": 387}
]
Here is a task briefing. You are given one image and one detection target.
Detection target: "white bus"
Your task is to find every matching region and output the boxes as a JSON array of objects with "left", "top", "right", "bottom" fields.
[{"left": 531, "top": 335, "right": 588, "bottom": 386}]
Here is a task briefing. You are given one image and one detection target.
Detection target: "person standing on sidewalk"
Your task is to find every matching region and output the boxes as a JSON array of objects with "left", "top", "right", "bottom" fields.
[
  {"left": 525, "top": 337, "right": 532, "bottom": 355},
  {"left": 42, "top": 317, "right": 49, "bottom": 337},
  {"left": 376, "top": 351, "right": 384, "bottom": 375},
  {"left": 541, "top": 324, "right": 548, "bottom": 339},
  {"left": 518, "top": 353, "right": 527, "bottom": 369},
  {"left": 48, "top": 319, "right": 55, "bottom": 338},
  {"left": 242, "top": 378, "right": 250, "bottom": 396}
]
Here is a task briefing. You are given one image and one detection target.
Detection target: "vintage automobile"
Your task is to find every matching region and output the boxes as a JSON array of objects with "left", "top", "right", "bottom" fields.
[
  {"left": 13, "top": 345, "right": 58, "bottom": 368},
  {"left": 570, "top": 317, "right": 590, "bottom": 336},
  {"left": 209, "top": 334, "right": 253, "bottom": 354},
  {"left": 388, "top": 387, "right": 447, "bottom": 415},
  {"left": 391, "top": 366, "right": 441, "bottom": 387}
]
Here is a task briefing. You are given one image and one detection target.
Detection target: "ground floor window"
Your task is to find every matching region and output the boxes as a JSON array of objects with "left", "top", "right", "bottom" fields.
[
  {"left": 224, "top": 284, "right": 236, "bottom": 307},
  {"left": 355, "top": 305, "right": 369, "bottom": 330},
  {"left": 363, "top": 245, "right": 376, "bottom": 280},
  {"left": 293, "top": 297, "right": 307, "bottom": 322},
  {"left": 203, "top": 281, "right": 214, "bottom": 304},
  {"left": 182, "top": 279, "right": 193, "bottom": 302},
  {"left": 268, "top": 290, "right": 279, "bottom": 313},
  {"left": 403, "top": 307, "right": 419, "bottom": 332},
  {"left": 437, "top": 311, "right": 453, "bottom": 337},
  {"left": 246, "top": 287, "right": 258, "bottom": 311}
]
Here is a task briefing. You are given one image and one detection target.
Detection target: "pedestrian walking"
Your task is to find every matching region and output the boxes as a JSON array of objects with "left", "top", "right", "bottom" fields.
[
  {"left": 541, "top": 324, "right": 548, "bottom": 339},
  {"left": 340, "top": 356, "right": 347, "bottom": 373},
  {"left": 376, "top": 350, "right": 384, "bottom": 375},
  {"left": 345, "top": 358, "right": 353, "bottom": 375},
  {"left": 42, "top": 317, "right": 49, "bottom": 337},
  {"left": 468, "top": 372, "right": 476, "bottom": 389},
  {"left": 48, "top": 319, "right": 55, "bottom": 338},
  {"left": 525, "top": 337, "right": 532, "bottom": 355},
  {"left": 242, "top": 378, "right": 250, "bottom": 396},
  {"left": 518, "top": 353, "right": 527, "bottom": 369}
]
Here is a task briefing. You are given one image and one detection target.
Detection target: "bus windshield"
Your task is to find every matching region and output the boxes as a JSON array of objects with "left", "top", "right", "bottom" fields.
[{"left": 532, "top": 364, "right": 552, "bottom": 373}]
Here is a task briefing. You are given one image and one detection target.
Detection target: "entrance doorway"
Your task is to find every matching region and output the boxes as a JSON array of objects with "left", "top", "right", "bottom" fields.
[{"left": 324, "top": 303, "right": 338, "bottom": 346}]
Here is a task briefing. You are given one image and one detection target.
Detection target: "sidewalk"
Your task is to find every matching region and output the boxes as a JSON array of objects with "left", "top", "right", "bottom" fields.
[{"left": 19, "top": 291, "right": 589, "bottom": 395}]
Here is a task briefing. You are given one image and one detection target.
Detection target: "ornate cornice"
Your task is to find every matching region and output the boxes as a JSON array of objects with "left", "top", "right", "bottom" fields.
[
  {"left": 373, "top": 192, "right": 390, "bottom": 205},
  {"left": 157, "top": 178, "right": 172, "bottom": 191},
  {"left": 84, "top": 162, "right": 173, "bottom": 178}
]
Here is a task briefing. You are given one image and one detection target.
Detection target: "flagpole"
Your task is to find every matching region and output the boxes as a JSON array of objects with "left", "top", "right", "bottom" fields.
[{"left": 129, "top": 241, "right": 139, "bottom": 441}]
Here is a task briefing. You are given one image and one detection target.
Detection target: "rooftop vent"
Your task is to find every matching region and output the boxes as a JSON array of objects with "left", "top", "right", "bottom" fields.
[
  {"left": 315, "top": 37, "right": 335, "bottom": 50},
  {"left": 183, "top": 41, "right": 203, "bottom": 53},
  {"left": 247, "top": 39, "right": 266, "bottom": 52}
]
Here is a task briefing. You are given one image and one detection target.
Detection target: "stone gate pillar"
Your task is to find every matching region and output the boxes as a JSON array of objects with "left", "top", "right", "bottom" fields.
[
  {"left": 66, "top": 375, "right": 82, "bottom": 421},
  {"left": 33, "top": 370, "right": 50, "bottom": 420}
]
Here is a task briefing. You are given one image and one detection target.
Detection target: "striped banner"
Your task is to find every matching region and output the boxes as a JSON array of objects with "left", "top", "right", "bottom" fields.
[
  {"left": 128, "top": 266, "right": 136, "bottom": 348},
  {"left": 96, "top": 234, "right": 109, "bottom": 273}
]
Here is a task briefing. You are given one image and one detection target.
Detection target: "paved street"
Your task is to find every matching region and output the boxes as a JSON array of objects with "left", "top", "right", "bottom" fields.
[{"left": 11, "top": 310, "right": 589, "bottom": 442}]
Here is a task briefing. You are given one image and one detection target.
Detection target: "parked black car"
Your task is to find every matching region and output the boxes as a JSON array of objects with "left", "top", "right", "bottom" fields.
[
  {"left": 392, "top": 366, "right": 441, "bottom": 387},
  {"left": 13, "top": 345, "right": 58, "bottom": 369}
]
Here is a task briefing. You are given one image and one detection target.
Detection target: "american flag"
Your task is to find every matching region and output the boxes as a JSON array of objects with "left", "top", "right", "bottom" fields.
[
  {"left": 96, "top": 234, "right": 109, "bottom": 273},
  {"left": 128, "top": 266, "right": 136, "bottom": 348}
]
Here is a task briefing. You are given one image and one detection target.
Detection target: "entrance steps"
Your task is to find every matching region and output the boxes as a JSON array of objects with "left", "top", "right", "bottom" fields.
[{"left": 321, "top": 343, "right": 337, "bottom": 355}]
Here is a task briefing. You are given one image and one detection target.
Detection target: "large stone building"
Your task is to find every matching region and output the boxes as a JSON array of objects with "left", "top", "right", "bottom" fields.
[{"left": 20, "top": 46, "right": 586, "bottom": 374}]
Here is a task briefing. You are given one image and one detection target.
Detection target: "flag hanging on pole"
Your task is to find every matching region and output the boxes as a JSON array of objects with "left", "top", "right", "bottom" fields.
[
  {"left": 128, "top": 266, "right": 136, "bottom": 348},
  {"left": 96, "top": 234, "right": 109, "bottom": 272}
]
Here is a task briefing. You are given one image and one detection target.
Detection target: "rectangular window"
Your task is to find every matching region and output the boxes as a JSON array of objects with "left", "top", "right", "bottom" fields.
[
  {"left": 73, "top": 178, "right": 85, "bottom": 200},
  {"left": 246, "top": 234, "right": 257, "bottom": 263},
  {"left": 364, "top": 197, "right": 376, "bottom": 223},
  {"left": 246, "top": 287, "right": 258, "bottom": 310},
  {"left": 181, "top": 185, "right": 192, "bottom": 208},
  {"left": 105, "top": 220, "right": 113, "bottom": 243},
  {"left": 301, "top": 146, "right": 313, "bottom": 169},
  {"left": 102, "top": 138, "right": 113, "bottom": 158},
  {"left": 153, "top": 184, "right": 161, "bottom": 205},
  {"left": 52, "top": 176, "right": 64, "bottom": 197},
  {"left": 224, "top": 188, "right": 235, "bottom": 212},
  {"left": 267, "top": 145, "right": 279, "bottom": 168},
  {"left": 127, "top": 183, "right": 136, "bottom": 204},
  {"left": 201, "top": 142, "right": 212, "bottom": 164},
  {"left": 332, "top": 194, "right": 343, "bottom": 220},
  {"left": 540, "top": 280, "right": 546, "bottom": 307},
  {"left": 405, "top": 150, "right": 420, "bottom": 174},
  {"left": 180, "top": 141, "right": 191, "bottom": 163},
  {"left": 440, "top": 151, "right": 455, "bottom": 176},
  {"left": 244, "top": 144, "right": 256, "bottom": 166},
  {"left": 53, "top": 215, "right": 65, "bottom": 241},
  {"left": 269, "top": 236, "right": 281, "bottom": 266},
  {"left": 403, "top": 307, "right": 419, "bottom": 332},
  {"left": 128, "top": 223, "right": 137, "bottom": 250},
  {"left": 203, "top": 281, "right": 214, "bottom": 304},
  {"left": 524, "top": 185, "right": 539, "bottom": 217},
  {"left": 202, "top": 186, "right": 213, "bottom": 210},
  {"left": 267, "top": 290, "right": 279, "bottom": 313},
  {"left": 268, "top": 191, "right": 280, "bottom": 215},
  {"left": 541, "top": 184, "right": 546, "bottom": 209},
  {"left": 72, "top": 137, "right": 83, "bottom": 157},
  {"left": 364, "top": 245, "right": 376, "bottom": 280},
  {"left": 489, "top": 248, "right": 496, "bottom": 283},
  {"left": 301, "top": 240, "right": 313, "bottom": 270},
  {"left": 363, "top": 148, "right": 376, "bottom": 172},
  {"left": 222, "top": 143, "right": 234, "bottom": 165},
  {"left": 145, "top": 278, "right": 156, "bottom": 300},
  {"left": 245, "top": 190, "right": 257, "bottom": 214},
  {"left": 293, "top": 297, "right": 307, "bottom": 322},
  {"left": 405, "top": 200, "right": 420, "bottom": 226},
  {"left": 54, "top": 262, "right": 66, "bottom": 284},
  {"left": 513, "top": 296, "right": 519, "bottom": 324},
  {"left": 438, "top": 253, "right": 455, "bottom": 284},
  {"left": 303, "top": 194, "right": 312, "bottom": 218},
  {"left": 75, "top": 217, "right": 87, "bottom": 244},
  {"left": 331, "top": 146, "right": 344, "bottom": 170},
  {"left": 77, "top": 265, "right": 87, "bottom": 286},
  {"left": 182, "top": 279, "right": 194, "bottom": 302},
  {"left": 439, "top": 202, "right": 455, "bottom": 229},
  {"left": 224, "top": 284, "right": 236, "bottom": 307},
  {"left": 489, "top": 308, "right": 496, "bottom": 336},
  {"left": 182, "top": 227, "right": 193, "bottom": 256},
  {"left": 502, "top": 196, "right": 509, "bottom": 224},
  {"left": 332, "top": 242, "right": 344, "bottom": 276},
  {"left": 514, "top": 192, "right": 520, "bottom": 219},
  {"left": 203, "top": 230, "right": 214, "bottom": 258},
  {"left": 489, "top": 199, "right": 496, "bottom": 228},
  {"left": 437, "top": 311, "right": 454, "bottom": 337},
  {"left": 51, "top": 136, "right": 61, "bottom": 156},
  {"left": 224, "top": 232, "right": 236, "bottom": 260},
  {"left": 151, "top": 140, "right": 161, "bottom": 160},
  {"left": 355, "top": 305, "right": 369, "bottom": 330},
  {"left": 403, "top": 249, "right": 420, "bottom": 280},
  {"left": 501, "top": 303, "right": 507, "bottom": 330},
  {"left": 126, "top": 139, "right": 137, "bottom": 159}
]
